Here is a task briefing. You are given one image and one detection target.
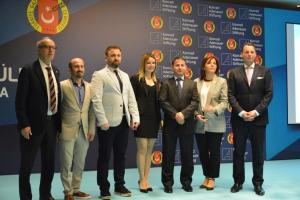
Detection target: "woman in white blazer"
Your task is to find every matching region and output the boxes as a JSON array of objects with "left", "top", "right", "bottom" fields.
[{"left": 194, "top": 55, "right": 228, "bottom": 190}]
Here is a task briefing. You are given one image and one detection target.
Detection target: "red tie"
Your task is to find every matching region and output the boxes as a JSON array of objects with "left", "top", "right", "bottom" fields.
[{"left": 46, "top": 67, "right": 56, "bottom": 113}]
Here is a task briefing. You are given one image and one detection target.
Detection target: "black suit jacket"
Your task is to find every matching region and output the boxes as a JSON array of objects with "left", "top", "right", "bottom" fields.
[
  {"left": 130, "top": 74, "right": 161, "bottom": 122},
  {"left": 227, "top": 64, "right": 273, "bottom": 126},
  {"left": 159, "top": 77, "right": 199, "bottom": 134},
  {"left": 15, "top": 60, "right": 61, "bottom": 133}
]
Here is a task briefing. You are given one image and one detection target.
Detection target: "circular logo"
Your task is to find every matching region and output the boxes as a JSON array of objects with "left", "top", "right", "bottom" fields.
[
  {"left": 27, "top": 0, "right": 69, "bottom": 34},
  {"left": 151, "top": 49, "right": 164, "bottom": 63},
  {"left": 255, "top": 55, "right": 263, "bottom": 65},
  {"left": 227, "top": 132, "right": 234, "bottom": 145},
  {"left": 151, "top": 16, "right": 163, "bottom": 30},
  {"left": 184, "top": 67, "right": 193, "bottom": 79},
  {"left": 252, "top": 24, "right": 262, "bottom": 36},
  {"left": 151, "top": 151, "right": 163, "bottom": 165},
  {"left": 181, "top": 2, "right": 192, "bottom": 14},
  {"left": 204, "top": 20, "right": 215, "bottom": 33},
  {"left": 181, "top": 34, "right": 192, "bottom": 47},
  {"left": 226, "top": 8, "right": 236, "bottom": 19},
  {"left": 226, "top": 38, "right": 237, "bottom": 50}
]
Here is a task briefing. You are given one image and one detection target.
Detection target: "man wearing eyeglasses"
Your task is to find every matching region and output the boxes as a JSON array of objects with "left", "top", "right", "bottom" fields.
[{"left": 15, "top": 37, "right": 61, "bottom": 200}]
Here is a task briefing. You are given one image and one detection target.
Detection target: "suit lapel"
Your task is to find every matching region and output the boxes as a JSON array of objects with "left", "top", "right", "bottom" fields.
[
  {"left": 67, "top": 79, "right": 80, "bottom": 107},
  {"left": 33, "top": 60, "right": 48, "bottom": 99},
  {"left": 238, "top": 66, "right": 250, "bottom": 88},
  {"left": 106, "top": 67, "right": 122, "bottom": 94},
  {"left": 250, "top": 65, "right": 259, "bottom": 88},
  {"left": 171, "top": 78, "right": 180, "bottom": 98},
  {"left": 206, "top": 77, "right": 217, "bottom": 106}
]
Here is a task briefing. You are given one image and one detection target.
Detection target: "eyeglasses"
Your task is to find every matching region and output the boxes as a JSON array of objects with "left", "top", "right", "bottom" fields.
[{"left": 38, "top": 45, "right": 57, "bottom": 50}]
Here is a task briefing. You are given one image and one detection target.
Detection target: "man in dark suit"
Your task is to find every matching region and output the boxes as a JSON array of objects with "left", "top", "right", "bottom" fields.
[
  {"left": 227, "top": 42, "right": 273, "bottom": 196},
  {"left": 159, "top": 56, "right": 199, "bottom": 193},
  {"left": 15, "top": 37, "right": 61, "bottom": 200}
]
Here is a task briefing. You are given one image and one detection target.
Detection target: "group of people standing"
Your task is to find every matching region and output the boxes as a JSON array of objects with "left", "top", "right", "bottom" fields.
[{"left": 15, "top": 37, "right": 273, "bottom": 200}]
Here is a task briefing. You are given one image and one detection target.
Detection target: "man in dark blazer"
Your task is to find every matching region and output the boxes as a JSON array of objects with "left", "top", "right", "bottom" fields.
[
  {"left": 15, "top": 37, "right": 61, "bottom": 200},
  {"left": 227, "top": 42, "right": 273, "bottom": 196},
  {"left": 159, "top": 56, "right": 199, "bottom": 193}
]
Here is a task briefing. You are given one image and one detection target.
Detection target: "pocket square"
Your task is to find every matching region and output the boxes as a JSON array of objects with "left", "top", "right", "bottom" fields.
[{"left": 257, "top": 76, "right": 264, "bottom": 79}]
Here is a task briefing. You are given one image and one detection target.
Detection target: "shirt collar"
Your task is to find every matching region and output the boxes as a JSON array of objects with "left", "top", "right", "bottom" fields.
[
  {"left": 244, "top": 62, "right": 255, "bottom": 69},
  {"left": 106, "top": 65, "right": 119, "bottom": 72},
  {"left": 39, "top": 58, "right": 52, "bottom": 69},
  {"left": 71, "top": 78, "right": 85, "bottom": 87},
  {"left": 174, "top": 75, "right": 184, "bottom": 81}
]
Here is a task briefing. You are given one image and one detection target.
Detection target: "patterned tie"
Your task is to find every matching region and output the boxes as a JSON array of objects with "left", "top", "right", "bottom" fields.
[
  {"left": 176, "top": 78, "right": 182, "bottom": 97},
  {"left": 246, "top": 66, "right": 252, "bottom": 86},
  {"left": 114, "top": 70, "right": 123, "bottom": 93},
  {"left": 46, "top": 67, "right": 56, "bottom": 113}
]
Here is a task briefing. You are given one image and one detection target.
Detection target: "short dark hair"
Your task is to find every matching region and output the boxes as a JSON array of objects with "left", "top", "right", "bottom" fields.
[
  {"left": 242, "top": 42, "right": 256, "bottom": 52},
  {"left": 200, "top": 55, "right": 220, "bottom": 80},
  {"left": 171, "top": 56, "right": 186, "bottom": 66},
  {"left": 105, "top": 45, "right": 122, "bottom": 56}
]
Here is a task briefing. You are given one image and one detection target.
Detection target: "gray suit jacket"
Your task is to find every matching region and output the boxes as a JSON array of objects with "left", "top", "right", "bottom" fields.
[
  {"left": 91, "top": 65, "right": 140, "bottom": 127},
  {"left": 194, "top": 76, "right": 228, "bottom": 133},
  {"left": 59, "top": 79, "right": 95, "bottom": 140}
]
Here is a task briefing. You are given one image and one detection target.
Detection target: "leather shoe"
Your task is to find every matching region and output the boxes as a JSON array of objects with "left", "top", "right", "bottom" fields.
[
  {"left": 230, "top": 183, "right": 243, "bottom": 193},
  {"left": 254, "top": 185, "right": 265, "bottom": 196},
  {"left": 64, "top": 195, "right": 74, "bottom": 200},
  {"left": 164, "top": 186, "right": 173, "bottom": 193},
  {"left": 182, "top": 185, "right": 193, "bottom": 192},
  {"left": 40, "top": 195, "right": 55, "bottom": 200}
]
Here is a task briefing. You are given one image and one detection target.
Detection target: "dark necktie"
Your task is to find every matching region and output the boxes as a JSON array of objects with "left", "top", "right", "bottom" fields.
[
  {"left": 46, "top": 67, "right": 56, "bottom": 113},
  {"left": 176, "top": 78, "right": 182, "bottom": 97},
  {"left": 114, "top": 70, "right": 123, "bottom": 93}
]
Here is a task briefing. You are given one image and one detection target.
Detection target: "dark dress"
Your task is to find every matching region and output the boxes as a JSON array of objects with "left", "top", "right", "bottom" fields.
[{"left": 130, "top": 75, "right": 161, "bottom": 138}]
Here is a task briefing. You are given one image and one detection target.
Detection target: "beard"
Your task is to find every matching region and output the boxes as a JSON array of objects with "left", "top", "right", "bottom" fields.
[{"left": 108, "top": 60, "right": 120, "bottom": 68}]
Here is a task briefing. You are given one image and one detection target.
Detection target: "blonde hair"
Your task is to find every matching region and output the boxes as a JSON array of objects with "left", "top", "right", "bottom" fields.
[{"left": 137, "top": 54, "right": 157, "bottom": 82}]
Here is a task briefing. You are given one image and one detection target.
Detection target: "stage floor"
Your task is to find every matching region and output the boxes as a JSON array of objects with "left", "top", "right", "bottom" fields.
[{"left": 1, "top": 159, "right": 299, "bottom": 200}]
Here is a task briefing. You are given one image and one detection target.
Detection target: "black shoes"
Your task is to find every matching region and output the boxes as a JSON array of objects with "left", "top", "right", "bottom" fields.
[
  {"left": 254, "top": 185, "right": 265, "bottom": 196},
  {"left": 100, "top": 191, "right": 111, "bottom": 200},
  {"left": 114, "top": 185, "right": 132, "bottom": 197},
  {"left": 230, "top": 183, "right": 243, "bottom": 193},
  {"left": 164, "top": 186, "right": 173, "bottom": 193},
  {"left": 182, "top": 185, "right": 193, "bottom": 192},
  {"left": 147, "top": 187, "right": 153, "bottom": 192}
]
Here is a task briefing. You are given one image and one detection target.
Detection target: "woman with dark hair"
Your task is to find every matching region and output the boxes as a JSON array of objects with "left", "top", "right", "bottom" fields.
[
  {"left": 130, "top": 54, "right": 161, "bottom": 193},
  {"left": 194, "top": 55, "right": 228, "bottom": 190}
]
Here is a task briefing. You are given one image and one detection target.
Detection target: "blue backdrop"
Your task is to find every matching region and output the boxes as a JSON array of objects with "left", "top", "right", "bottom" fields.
[{"left": 0, "top": 0, "right": 299, "bottom": 175}]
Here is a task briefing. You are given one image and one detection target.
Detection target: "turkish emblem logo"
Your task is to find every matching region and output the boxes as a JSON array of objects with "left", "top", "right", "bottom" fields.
[
  {"left": 226, "top": 38, "right": 237, "bottom": 50},
  {"left": 204, "top": 20, "right": 215, "bottom": 33},
  {"left": 252, "top": 24, "right": 262, "bottom": 36},
  {"left": 255, "top": 55, "right": 263, "bottom": 65},
  {"left": 181, "top": 2, "right": 192, "bottom": 14},
  {"left": 27, "top": 0, "right": 69, "bottom": 34},
  {"left": 151, "top": 151, "right": 162, "bottom": 165},
  {"left": 151, "top": 16, "right": 163, "bottom": 30},
  {"left": 226, "top": 8, "right": 236, "bottom": 19},
  {"left": 181, "top": 34, "right": 192, "bottom": 47},
  {"left": 151, "top": 49, "right": 164, "bottom": 63},
  {"left": 184, "top": 67, "right": 193, "bottom": 79},
  {"left": 227, "top": 132, "right": 234, "bottom": 145}
]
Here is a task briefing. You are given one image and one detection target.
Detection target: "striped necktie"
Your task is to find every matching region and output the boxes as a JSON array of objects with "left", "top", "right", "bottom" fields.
[{"left": 46, "top": 67, "right": 56, "bottom": 113}]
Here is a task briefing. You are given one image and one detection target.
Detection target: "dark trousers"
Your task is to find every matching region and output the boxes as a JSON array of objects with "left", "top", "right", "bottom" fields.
[
  {"left": 97, "top": 117, "right": 129, "bottom": 192},
  {"left": 161, "top": 123, "right": 194, "bottom": 187},
  {"left": 232, "top": 122, "right": 265, "bottom": 186},
  {"left": 19, "top": 118, "right": 57, "bottom": 200},
  {"left": 195, "top": 132, "right": 223, "bottom": 178}
]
